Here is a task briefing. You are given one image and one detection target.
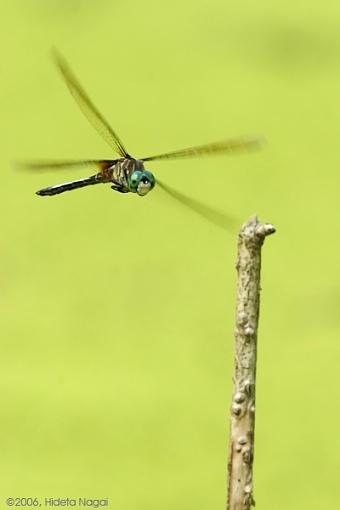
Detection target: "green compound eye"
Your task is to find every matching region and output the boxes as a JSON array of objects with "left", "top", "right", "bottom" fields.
[
  {"left": 128, "top": 170, "right": 156, "bottom": 193},
  {"left": 142, "top": 171, "right": 156, "bottom": 188},
  {"left": 128, "top": 171, "right": 143, "bottom": 191}
]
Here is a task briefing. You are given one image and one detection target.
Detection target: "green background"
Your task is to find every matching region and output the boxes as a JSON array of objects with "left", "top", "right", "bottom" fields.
[{"left": 1, "top": 1, "right": 339, "bottom": 508}]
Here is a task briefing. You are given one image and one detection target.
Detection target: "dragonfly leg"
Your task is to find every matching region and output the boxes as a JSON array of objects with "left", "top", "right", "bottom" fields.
[{"left": 111, "top": 185, "right": 129, "bottom": 193}]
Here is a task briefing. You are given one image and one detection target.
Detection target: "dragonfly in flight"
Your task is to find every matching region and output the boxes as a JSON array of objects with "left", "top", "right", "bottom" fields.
[{"left": 25, "top": 52, "right": 263, "bottom": 200}]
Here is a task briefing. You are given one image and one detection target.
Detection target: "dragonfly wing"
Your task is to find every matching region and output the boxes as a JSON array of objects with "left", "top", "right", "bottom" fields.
[
  {"left": 52, "top": 50, "right": 130, "bottom": 158},
  {"left": 16, "top": 159, "right": 115, "bottom": 173},
  {"left": 141, "top": 135, "right": 264, "bottom": 161},
  {"left": 157, "top": 179, "right": 238, "bottom": 231}
]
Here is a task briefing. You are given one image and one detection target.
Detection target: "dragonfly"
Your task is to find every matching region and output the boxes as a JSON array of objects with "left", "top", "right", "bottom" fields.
[{"left": 25, "top": 52, "right": 263, "bottom": 201}]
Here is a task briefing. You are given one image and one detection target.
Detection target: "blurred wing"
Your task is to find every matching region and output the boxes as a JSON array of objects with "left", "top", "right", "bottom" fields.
[
  {"left": 16, "top": 159, "right": 114, "bottom": 173},
  {"left": 53, "top": 50, "right": 130, "bottom": 158},
  {"left": 157, "top": 179, "right": 238, "bottom": 232},
  {"left": 142, "top": 135, "right": 264, "bottom": 162}
]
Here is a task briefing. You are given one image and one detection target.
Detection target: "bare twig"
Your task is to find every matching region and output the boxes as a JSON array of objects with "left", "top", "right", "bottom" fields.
[{"left": 227, "top": 215, "right": 275, "bottom": 510}]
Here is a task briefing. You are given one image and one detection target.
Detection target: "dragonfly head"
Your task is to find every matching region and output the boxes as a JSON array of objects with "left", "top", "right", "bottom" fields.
[{"left": 128, "top": 170, "right": 156, "bottom": 196}]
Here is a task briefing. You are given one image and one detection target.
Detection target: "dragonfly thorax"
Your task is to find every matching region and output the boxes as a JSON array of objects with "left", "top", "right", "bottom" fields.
[{"left": 108, "top": 158, "right": 155, "bottom": 196}]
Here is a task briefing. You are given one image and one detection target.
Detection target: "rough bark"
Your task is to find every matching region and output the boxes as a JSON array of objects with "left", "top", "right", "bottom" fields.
[{"left": 227, "top": 215, "right": 275, "bottom": 510}]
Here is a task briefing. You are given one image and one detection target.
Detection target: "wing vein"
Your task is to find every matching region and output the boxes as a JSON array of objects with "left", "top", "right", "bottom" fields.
[
  {"left": 141, "top": 135, "right": 264, "bottom": 162},
  {"left": 53, "top": 50, "right": 129, "bottom": 158}
]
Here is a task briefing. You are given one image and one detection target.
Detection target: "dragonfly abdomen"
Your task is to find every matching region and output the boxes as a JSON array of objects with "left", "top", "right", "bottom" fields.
[{"left": 36, "top": 174, "right": 100, "bottom": 196}]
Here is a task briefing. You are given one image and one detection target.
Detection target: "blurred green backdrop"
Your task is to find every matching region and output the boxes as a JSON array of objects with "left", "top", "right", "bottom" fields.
[{"left": 1, "top": 1, "right": 340, "bottom": 509}]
